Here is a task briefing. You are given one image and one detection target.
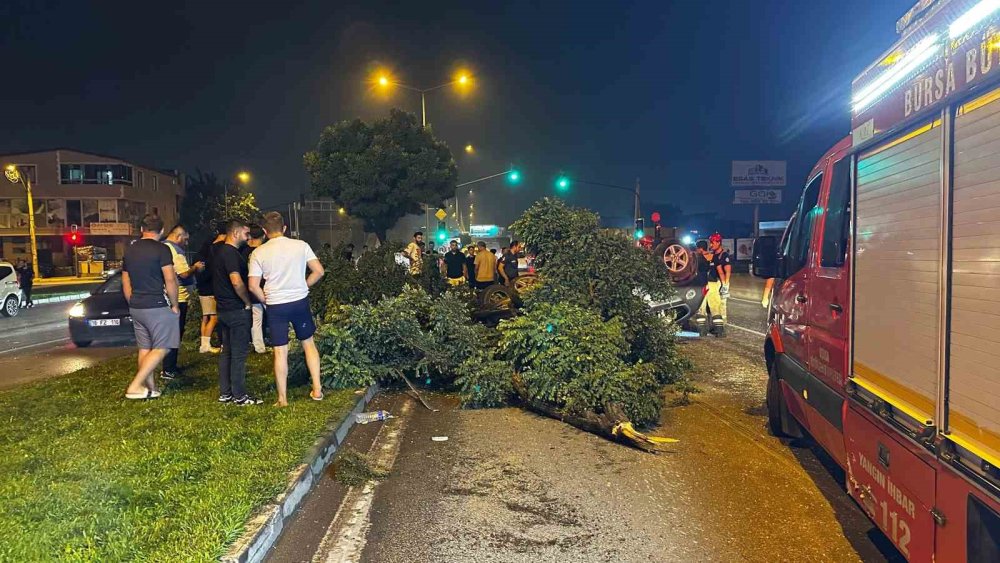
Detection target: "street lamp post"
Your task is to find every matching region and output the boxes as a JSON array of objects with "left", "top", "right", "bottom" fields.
[
  {"left": 560, "top": 176, "right": 642, "bottom": 223},
  {"left": 374, "top": 72, "right": 471, "bottom": 127},
  {"left": 4, "top": 165, "right": 40, "bottom": 279},
  {"left": 454, "top": 167, "right": 520, "bottom": 232}
]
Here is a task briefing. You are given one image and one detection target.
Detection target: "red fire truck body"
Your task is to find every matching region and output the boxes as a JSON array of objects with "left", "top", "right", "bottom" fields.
[{"left": 758, "top": 1, "right": 1000, "bottom": 560}]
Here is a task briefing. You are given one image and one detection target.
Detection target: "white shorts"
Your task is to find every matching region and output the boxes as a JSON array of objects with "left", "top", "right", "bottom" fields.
[{"left": 199, "top": 295, "right": 218, "bottom": 316}]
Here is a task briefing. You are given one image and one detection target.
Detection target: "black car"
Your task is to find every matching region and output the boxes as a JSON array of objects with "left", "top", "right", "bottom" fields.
[{"left": 67, "top": 273, "right": 134, "bottom": 347}]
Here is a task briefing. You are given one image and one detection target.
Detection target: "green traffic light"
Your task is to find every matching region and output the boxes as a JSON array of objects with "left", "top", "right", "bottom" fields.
[
  {"left": 508, "top": 170, "right": 520, "bottom": 183},
  {"left": 437, "top": 231, "right": 447, "bottom": 241},
  {"left": 634, "top": 229, "right": 644, "bottom": 240},
  {"left": 556, "top": 176, "right": 570, "bottom": 191}
]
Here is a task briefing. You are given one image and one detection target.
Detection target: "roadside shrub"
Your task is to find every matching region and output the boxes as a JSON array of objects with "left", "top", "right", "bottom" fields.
[
  {"left": 293, "top": 323, "right": 376, "bottom": 389},
  {"left": 309, "top": 244, "right": 360, "bottom": 321},
  {"left": 408, "top": 252, "right": 447, "bottom": 297},
  {"left": 354, "top": 243, "right": 408, "bottom": 303}
]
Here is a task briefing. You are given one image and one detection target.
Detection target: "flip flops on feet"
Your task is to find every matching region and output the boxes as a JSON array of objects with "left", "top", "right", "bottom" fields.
[
  {"left": 125, "top": 389, "right": 161, "bottom": 400},
  {"left": 310, "top": 390, "right": 324, "bottom": 401}
]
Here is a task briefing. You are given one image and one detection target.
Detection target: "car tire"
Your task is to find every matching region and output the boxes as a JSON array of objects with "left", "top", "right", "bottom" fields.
[
  {"left": 1, "top": 295, "right": 19, "bottom": 317},
  {"left": 766, "top": 360, "right": 803, "bottom": 439},
  {"left": 73, "top": 339, "right": 93, "bottom": 348},
  {"left": 479, "top": 284, "right": 515, "bottom": 311},
  {"left": 654, "top": 239, "right": 698, "bottom": 284}
]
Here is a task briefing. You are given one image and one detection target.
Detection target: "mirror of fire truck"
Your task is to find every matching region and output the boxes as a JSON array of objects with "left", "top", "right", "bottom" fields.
[{"left": 751, "top": 235, "right": 778, "bottom": 279}]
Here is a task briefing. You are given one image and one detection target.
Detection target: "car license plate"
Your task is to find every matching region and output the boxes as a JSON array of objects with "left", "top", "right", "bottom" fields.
[{"left": 89, "top": 319, "right": 121, "bottom": 327}]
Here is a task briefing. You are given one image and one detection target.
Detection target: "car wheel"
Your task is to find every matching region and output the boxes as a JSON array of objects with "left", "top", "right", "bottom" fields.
[
  {"left": 766, "top": 360, "right": 803, "bottom": 439},
  {"left": 513, "top": 273, "right": 539, "bottom": 294},
  {"left": 480, "top": 284, "right": 515, "bottom": 311},
  {"left": 654, "top": 239, "right": 698, "bottom": 284},
  {"left": 1, "top": 295, "right": 19, "bottom": 317},
  {"left": 73, "top": 339, "right": 93, "bottom": 348}
]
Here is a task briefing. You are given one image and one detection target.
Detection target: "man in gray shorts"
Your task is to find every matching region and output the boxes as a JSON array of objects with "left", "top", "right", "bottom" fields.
[{"left": 122, "top": 214, "right": 181, "bottom": 399}]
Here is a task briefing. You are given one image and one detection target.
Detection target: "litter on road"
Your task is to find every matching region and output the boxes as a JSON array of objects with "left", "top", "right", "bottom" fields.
[
  {"left": 355, "top": 410, "right": 393, "bottom": 424},
  {"left": 431, "top": 436, "right": 448, "bottom": 442}
]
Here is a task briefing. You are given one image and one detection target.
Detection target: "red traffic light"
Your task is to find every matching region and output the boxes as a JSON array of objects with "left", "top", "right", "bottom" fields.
[
  {"left": 66, "top": 231, "right": 82, "bottom": 246},
  {"left": 650, "top": 211, "right": 661, "bottom": 223}
]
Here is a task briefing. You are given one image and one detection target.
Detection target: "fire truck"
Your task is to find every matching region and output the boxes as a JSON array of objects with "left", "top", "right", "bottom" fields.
[{"left": 752, "top": 1, "right": 1000, "bottom": 560}]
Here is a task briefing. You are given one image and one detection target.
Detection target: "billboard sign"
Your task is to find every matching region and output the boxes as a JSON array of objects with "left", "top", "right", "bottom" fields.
[
  {"left": 733, "top": 189, "right": 782, "bottom": 205},
  {"left": 469, "top": 224, "right": 500, "bottom": 237},
  {"left": 89, "top": 222, "right": 131, "bottom": 235},
  {"left": 736, "top": 238, "right": 754, "bottom": 261},
  {"left": 731, "top": 161, "right": 787, "bottom": 187}
]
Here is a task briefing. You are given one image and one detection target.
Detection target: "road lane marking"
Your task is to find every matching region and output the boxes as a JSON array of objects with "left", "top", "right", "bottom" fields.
[
  {"left": 315, "top": 399, "right": 412, "bottom": 563},
  {"left": 730, "top": 297, "right": 761, "bottom": 305},
  {"left": 728, "top": 323, "right": 767, "bottom": 338},
  {"left": 0, "top": 336, "right": 70, "bottom": 355}
]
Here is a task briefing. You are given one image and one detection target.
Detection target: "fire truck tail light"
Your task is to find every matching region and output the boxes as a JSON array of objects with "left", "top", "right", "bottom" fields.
[{"left": 950, "top": 0, "right": 1000, "bottom": 39}]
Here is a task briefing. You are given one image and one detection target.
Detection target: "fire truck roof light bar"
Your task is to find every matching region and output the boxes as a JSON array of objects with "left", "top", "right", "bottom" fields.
[
  {"left": 950, "top": 0, "right": 1000, "bottom": 38},
  {"left": 853, "top": 34, "right": 941, "bottom": 113}
]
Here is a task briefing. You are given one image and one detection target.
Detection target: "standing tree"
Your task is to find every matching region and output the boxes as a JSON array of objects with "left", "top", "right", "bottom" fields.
[
  {"left": 303, "top": 109, "right": 458, "bottom": 241},
  {"left": 180, "top": 170, "right": 261, "bottom": 248}
]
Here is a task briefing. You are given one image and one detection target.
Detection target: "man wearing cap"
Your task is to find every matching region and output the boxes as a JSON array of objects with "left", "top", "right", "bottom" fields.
[{"left": 705, "top": 233, "right": 732, "bottom": 337}]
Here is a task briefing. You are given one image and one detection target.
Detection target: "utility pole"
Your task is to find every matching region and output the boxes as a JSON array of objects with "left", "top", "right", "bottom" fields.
[
  {"left": 634, "top": 177, "right": 641, "bottom": 222},
  {"left": 4, "top": 166, "right": 40, "bottom": 279}
]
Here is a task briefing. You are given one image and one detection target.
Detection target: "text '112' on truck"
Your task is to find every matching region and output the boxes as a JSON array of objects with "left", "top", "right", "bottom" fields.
[{"left": 752, "top": 1, "right": 1000, "bottom": 561}]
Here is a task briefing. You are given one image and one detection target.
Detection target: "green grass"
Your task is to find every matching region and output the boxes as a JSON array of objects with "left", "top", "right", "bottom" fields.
[{"left": 0, "top": 344, "right": 360, "bottom": 562}]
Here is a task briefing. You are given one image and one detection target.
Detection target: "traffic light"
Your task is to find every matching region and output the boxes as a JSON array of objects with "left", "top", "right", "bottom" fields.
[
  {"left": 508, "top": 168, "right": 521, "bottom": 184},
  {"left": 66, "top": 224, "right": 83, "bottom": 246},
  {"left": 436, "top": 220, "right": 448, "bottom": 242},
  {"left": 634, "top": 218, "right": 645, "bottom": 240},
  {"left": 555, "top": 175, "right": 570, "bottom": 192}
]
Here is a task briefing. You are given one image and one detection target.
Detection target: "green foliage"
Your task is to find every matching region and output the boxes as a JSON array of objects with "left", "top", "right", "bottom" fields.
[
  {"left": 180, "top": 170, "right": 261, "bottom": 250},
  {"left": 408, "top": 252, "right": 448, "bottom": 297},
  {"left": 456, "top": 350, "right": 515, "bottom": 409},
  {"left": 309, "top": 244, "right": 361, "bottom": 321},
  {"left": 499, "top": 302, "right": 662, "bottom": 426},
  {"left": 304, "top": 109, "right": 458, "bottom": 241},
  {"left": 295, "top": 324, "right": 377, "bottom": 389},
  {"left": 511, "top": 198, "right": 686, "bottom": 384},
  {"left": 0, "top": 344, "right": 358, "bottom": 561},
  {"left": 354, "top": 242, "right": 409, "bottom": 303}
]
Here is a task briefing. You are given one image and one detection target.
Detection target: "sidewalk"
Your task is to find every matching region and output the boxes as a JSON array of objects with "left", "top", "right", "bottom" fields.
[{"left": 34, "top": 276, "right": 104, "bottom": 287}]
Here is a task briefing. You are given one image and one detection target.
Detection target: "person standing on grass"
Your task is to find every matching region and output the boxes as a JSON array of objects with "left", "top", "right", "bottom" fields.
[
  {"left": 241, "top": 225, "right": 268, "bottom": 354},
  {"left": 212, "top": 219, "right": 262, "bottom": 406},
  {"left": 248, "top": 211, "right": 325, "bottom": 407},
  {"left": 122, "top": 214, "right": 179, "bottom": 400},
  {"left": 474, "top": 241, "right": 497, "bottom": 289},
  {"left": 195, "top": 224, "right": 226, "bottom": 354},
  {"left": 162, "top": 224, "right": 205, "bottom": 380},
  {"left": 442, "top": 239, "right": 468, "bottom": 286}
]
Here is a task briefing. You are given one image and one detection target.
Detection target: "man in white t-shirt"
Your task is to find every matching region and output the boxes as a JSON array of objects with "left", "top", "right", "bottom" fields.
[{"left": 248, "top": 212, "right": 325, "bottom": 406}]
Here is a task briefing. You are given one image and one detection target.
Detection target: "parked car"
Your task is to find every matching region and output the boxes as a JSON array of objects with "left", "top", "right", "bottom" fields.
[
  {"left": 0, "top": 261, "right": 23, "bottom": 317},
  {"left": 67, "top": 272, "right": 133, "bottom": 347}
]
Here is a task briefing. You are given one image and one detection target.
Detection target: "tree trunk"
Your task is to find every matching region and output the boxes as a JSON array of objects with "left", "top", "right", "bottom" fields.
[{"left": 510, "top": 373, "right": 674, "bottom": 453}]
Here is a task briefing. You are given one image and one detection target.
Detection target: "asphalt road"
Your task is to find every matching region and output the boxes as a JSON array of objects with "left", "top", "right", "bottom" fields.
[
  {"left": 266, "top": 299, "right": 903, "bottom": 563},
  {"left": 0, "top": 301, "right": 131, "bottom": 389}
]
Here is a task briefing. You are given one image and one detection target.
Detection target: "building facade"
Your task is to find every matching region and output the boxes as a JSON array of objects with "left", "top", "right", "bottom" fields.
[{"left": 0, "top": 148, "right": 183, "bottom": 273}]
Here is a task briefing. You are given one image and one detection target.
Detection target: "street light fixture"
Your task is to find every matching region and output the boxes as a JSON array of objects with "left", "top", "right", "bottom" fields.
[
  {"left": 371, "top": 68, "right": 474, "bottom": 127},
  {"left": 226, "top": 170, "right": 252, "bottom": 217},
  {"left": 4, "top": 164, "right": 40, "bottom": 279},
  {"left": 464, "top": 144, "right": 475, "bottom": 154}
]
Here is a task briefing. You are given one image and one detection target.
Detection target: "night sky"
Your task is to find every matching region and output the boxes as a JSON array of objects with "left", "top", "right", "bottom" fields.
[{"left": 1, "top": 0, "right": 913, "bottom": 232}]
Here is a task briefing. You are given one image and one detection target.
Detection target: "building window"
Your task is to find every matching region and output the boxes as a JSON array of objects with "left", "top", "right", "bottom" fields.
[
  {"left": 66, "top": 200, "right": 82, "bottom": 227},
  {"left": 98, "top": 199, "right": 118, "bottom": 222},
  {"left": 43, "top": 199, "right": 66, "bottom": 228},
  {"left": 137, "top": 170, "right": 145, "bottom": 189},
  {"left": 151, "top": 175, "right": 158, "bottom": 191},
  {"left": 60, "top": 164, "right": 133, "bottom": 185},
  {"left": 117, "top": 200, "right": 146, "bottom": 226},
  {"left": 82, "top": 200, "right": 99, "bottom": 225},
  {"left": 0, "top": 199, "right": 10, "bottom": 228},
  {"left": 9, "top": 165, "right": 37, "bottom": 184}
]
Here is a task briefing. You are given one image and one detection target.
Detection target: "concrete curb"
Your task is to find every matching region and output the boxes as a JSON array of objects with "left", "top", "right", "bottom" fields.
[
  {"left": 220, "top": 384, "right": 379, "bottom": 563},
  {"left": 32, "top": 292, "right": 92, "bottom": 306}
]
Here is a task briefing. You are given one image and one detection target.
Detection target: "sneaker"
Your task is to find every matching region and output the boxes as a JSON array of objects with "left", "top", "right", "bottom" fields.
[
  {"left": 161, "top": 370, "right": 181, "bottom": 381},
  {"left": 218, "top": 394, "right": 234, "bottom": 403},
  {"left": 234, "top": 394, "right": 263, "bottom": 406}
]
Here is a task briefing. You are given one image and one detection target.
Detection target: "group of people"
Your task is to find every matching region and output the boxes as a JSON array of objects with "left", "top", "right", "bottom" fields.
[
  {"left": 404, "top": 231, "right": 521, "bottom": 289},
  {"left": 121, "top": 212, "right": 325, "bottom": 407},
  {"left": 692, "top": 232, "right": 732, "bottom": 337}
]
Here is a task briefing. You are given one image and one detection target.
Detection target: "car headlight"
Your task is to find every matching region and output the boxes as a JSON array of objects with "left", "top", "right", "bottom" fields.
[{"left": 69, "top": 302, "right": 86, "bottom": 318}]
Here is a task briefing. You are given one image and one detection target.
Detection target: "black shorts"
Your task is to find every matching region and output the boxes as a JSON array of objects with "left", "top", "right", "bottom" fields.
[{"left": 265, "top": 298, "right": 316, "bottom": 346}]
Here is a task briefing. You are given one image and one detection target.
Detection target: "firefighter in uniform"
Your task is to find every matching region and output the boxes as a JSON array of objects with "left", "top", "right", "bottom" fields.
[
  {"left": 705, "top": 233, "right": 731, "bottom": 337},
  {"left": 692, "top": 240, "right": 713, "bottom": 336}
]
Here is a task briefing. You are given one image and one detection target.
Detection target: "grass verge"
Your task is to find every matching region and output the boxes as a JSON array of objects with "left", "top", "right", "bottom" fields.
[{"left": 0, "top": 343, "right": 359, "bottom": 561}]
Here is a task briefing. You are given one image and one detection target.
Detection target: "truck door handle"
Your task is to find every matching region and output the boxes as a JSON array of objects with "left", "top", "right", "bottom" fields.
[
  {"left": 796, "top": 295, "right": 807, "bottom": 303},
  {"left": 829, "top": 303, "right": 843, "bottom": 313}
]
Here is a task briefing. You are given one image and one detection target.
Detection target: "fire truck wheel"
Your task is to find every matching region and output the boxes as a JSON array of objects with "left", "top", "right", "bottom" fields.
[
  {"left": 654, "top": 239, "right": 698, "bottom": 285},
  {"left": 766, "top": 360, "right": 803, "bottom": 439}
]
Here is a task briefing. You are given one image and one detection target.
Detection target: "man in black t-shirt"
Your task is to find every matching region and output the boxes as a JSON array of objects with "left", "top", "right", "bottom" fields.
[
  {"left": 122, "top": 214, "right": 179, "bottom": 400},
  {"left": 499, "top": 241, "right": 521, "bottom": 287},
  {"left": 691, "top": 240, "right": 713, "bottom": 336},
  {"left": 442, "top": 240, "right": 468, "bottom": 285},
  {"left": 195, "top": 223, "right": 227, "bottom": 353},
  {"left": 705, "top": 233, "right": 732, "bottom": 337},
  {"left": 212, "top": 219, "right": 261, "bottom": 406}
]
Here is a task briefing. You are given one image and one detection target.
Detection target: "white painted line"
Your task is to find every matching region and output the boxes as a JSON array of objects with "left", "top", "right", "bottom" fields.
[
  {"left": 0, "top": 336, "right": 70, "bottom": 355},
  {"left": 315, "top": 399, "right": 413, "bottom": 563},
  {"left": 728, "top": 323, "right": 767, "bottom": 338},
  {"left": 730, "top": 297, "right": 761, "bottom": 305}
]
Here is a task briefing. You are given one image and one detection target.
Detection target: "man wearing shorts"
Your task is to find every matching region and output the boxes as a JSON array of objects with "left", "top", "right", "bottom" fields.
[
  {"left": 122, "top": 214, "right": 180, "bottom": 400},
  {"left": 195, "top": 225, "right": 226, "bottom": 353},
  {"left": 248, "top": 211, "right": 325, "bottom": 406}
]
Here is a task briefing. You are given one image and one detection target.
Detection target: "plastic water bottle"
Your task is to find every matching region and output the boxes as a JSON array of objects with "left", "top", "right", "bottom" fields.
[{"left": 355, "top": 410, "right": 392, "bottom": 424}]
